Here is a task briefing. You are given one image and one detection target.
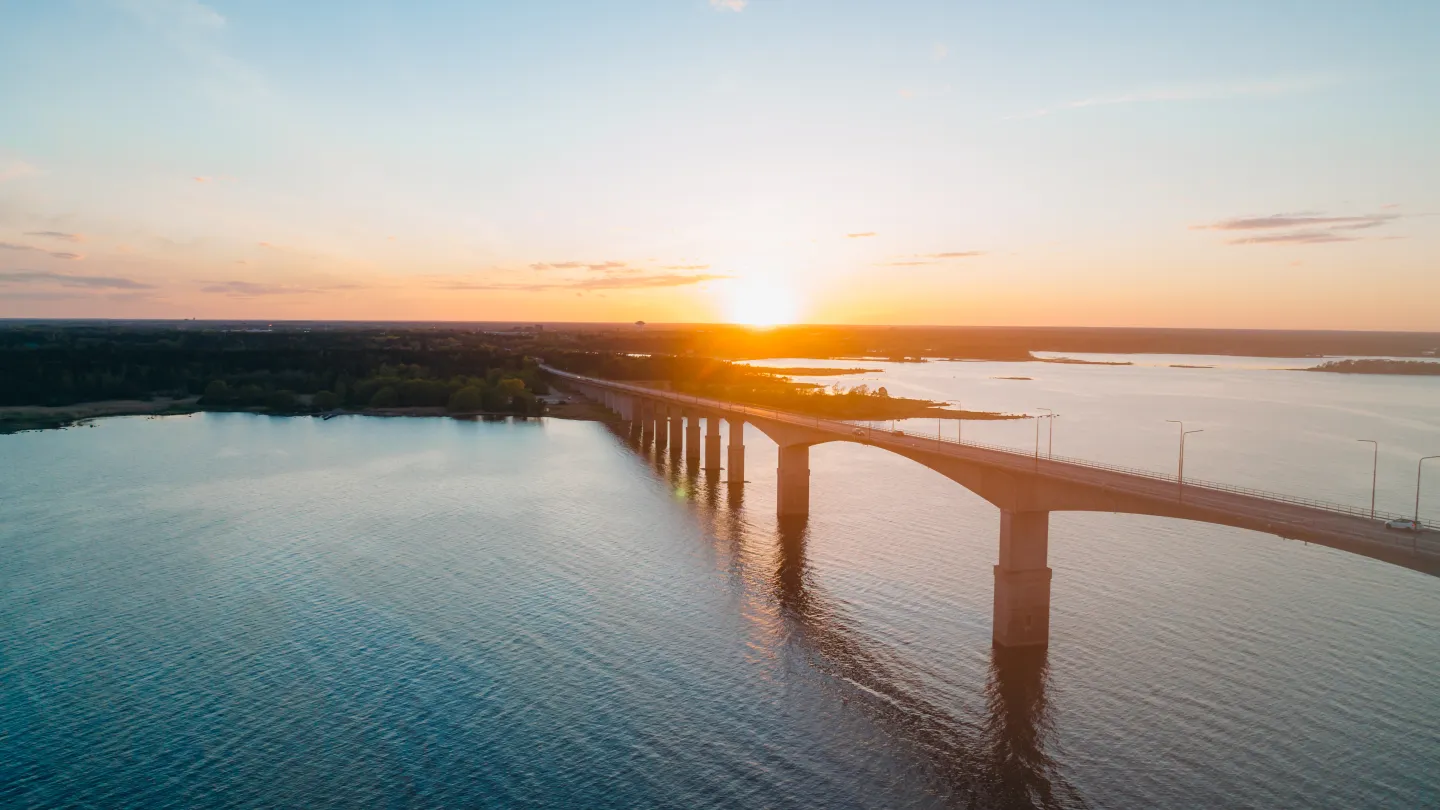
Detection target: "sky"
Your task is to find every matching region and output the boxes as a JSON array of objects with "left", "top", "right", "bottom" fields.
[{"left": 1, "top": 0, "right": 1438, "bottom": 328}]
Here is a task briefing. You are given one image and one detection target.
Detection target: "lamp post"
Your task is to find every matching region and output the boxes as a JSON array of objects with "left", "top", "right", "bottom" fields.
[
  {"left": 1166, "top": 420, "right": 1203, "bottom": 501},
  {"left": 1357, "top": 440, "right": 1378, "bottom": 519},
  {"left": 1418, "top": 456, "right": 1439, "bottom": 526},
  {"left": 1038, "top": 408, "right": 1055, "bottom": 458}
]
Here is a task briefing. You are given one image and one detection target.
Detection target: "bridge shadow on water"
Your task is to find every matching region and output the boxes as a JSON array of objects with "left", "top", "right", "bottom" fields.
[{"left": 607, "top": 422, "right": 1085, "bottom": 810}]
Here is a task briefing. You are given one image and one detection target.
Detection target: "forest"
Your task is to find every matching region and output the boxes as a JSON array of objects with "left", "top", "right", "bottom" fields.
[{"left": 0, "top": 324, "right": 548, "bottom": 415}]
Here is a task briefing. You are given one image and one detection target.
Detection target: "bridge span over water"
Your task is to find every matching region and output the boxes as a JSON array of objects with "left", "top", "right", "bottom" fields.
[{"left": 543, "top": 366, "right": 1439, "bottom": 648}]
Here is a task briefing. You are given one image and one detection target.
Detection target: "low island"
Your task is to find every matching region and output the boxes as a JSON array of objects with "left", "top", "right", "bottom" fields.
[{"left": 1304, "top": 359, "right": 1440, "bottom": 376}]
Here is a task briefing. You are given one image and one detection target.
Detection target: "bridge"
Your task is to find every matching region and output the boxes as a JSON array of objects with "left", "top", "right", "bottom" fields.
[{"left": 542, "top": 365, "right": 1440, "bottom": 648}]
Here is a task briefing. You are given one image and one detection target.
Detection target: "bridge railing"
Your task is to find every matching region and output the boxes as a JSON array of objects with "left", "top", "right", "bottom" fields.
[{"left": 543, "top": 367, "right": 1437, "bottom": 527}]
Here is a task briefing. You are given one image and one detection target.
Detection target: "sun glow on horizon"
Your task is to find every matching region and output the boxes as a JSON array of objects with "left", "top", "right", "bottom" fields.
[{"left": 723, "top": 277, "right": 800, "bottom": 326}]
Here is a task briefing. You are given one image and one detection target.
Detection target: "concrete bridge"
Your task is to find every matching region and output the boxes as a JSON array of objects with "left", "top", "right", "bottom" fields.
[{"left": 543, "top": 366, "right": 1440, "bottom": 648}]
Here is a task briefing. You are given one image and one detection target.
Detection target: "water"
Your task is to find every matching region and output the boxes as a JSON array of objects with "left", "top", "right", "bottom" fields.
[{"left": 2, "top": 358, "right": 1438, "bottom": 809}]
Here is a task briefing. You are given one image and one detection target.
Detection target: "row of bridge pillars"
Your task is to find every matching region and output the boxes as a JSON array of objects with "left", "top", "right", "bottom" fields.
[{"left": 589, "top": 386, "right": 1049, "bottom": 648}]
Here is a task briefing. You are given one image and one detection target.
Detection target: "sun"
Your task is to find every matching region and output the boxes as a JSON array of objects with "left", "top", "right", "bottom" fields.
[{"left": 724, "top": 277, "right": 799, "bottom": 326}]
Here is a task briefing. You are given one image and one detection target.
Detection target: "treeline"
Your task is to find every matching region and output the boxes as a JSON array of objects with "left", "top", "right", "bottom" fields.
[
  {"left": 0, "top": 325, "right": 547, "bottom": 414},
  {"left": 1306, "top": 359, "right": 1440, "bottom": 376},
  {"left": 543, "top": 351, "right": 1005, "bottom": 420}
]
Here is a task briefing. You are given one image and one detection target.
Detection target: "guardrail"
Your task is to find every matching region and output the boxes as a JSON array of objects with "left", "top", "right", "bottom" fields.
[{"left": 543, "top": 366, "right": 1437, "bottom": 528}]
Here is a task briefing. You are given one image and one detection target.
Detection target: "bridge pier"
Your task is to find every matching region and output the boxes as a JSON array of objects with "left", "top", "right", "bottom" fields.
[
  {"left": 654, "top": 402, "right": 668, "bottom": 451},
  {"left": 685, "top": 412, "right": 702, "bottom": 465},
  {"left": 727, "top": 417, "right": 745, "bottom": 482},
  {"left": 777, "top": 444, "right": 810, "bottom": 517},
  {"left": 993, "top": 510, "right": 1052, "bottom": 648},
  {"left": 704, "top": 416, "right": 722, "bottom": 472},
  {"left": 668, "top": 406, "right": 683, "bottom": 454}
]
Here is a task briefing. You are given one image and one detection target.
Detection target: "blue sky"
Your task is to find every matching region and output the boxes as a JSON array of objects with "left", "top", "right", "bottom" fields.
[{"left": 1, "top": 0, "right": 1437, "bottom": 326}]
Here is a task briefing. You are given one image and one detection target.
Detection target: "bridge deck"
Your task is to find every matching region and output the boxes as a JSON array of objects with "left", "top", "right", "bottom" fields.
[{"left": 544, "top": 367, "right": 1440, "bottom": 577}]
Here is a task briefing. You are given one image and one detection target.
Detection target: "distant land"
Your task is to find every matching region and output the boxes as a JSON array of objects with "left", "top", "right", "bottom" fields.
[
  {"left": 5, "top": 321, "right": 1439, "bottom": 361},
  {"left": 1305, "top": 359, "right": 1440, "bottom": 376}
]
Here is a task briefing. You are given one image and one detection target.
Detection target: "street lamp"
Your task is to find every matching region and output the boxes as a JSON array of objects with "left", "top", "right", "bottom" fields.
[
  {"left": 1357, "top": 440, "right": 1378, "bottom": 519},
  {"left": 1418, "top": 456, "right": 1439, "bottom": 526},
  {"left": 1038, "top": 408, "right": 1056, "bottom": 458},
  {"left": 1166, "top": 420, "right": 1204, "bottom": 500}
]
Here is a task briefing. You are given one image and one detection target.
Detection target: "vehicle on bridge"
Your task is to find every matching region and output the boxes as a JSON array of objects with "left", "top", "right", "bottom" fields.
[{"left": 1385, "top": 518, "right": 1424, "bottom": 532}]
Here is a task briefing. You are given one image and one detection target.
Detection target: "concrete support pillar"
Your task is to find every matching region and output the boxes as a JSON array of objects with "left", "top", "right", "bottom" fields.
[
  {"left": 704, "top": 416, "right": 722, "bottom": 472},
  {"left": 655, "top": 403, "right": 668, "bottom": 450},
  {"left": 993, "top": 510, "right": 1052, "bottom": 648},
  {"left": 668, "top": 405, "right": 683, "bottom": 451},
  {"left": 776, "top": 443, "right": 810, "bottom": 518},
  {"left": 685, "top": 412, "right": 702, "bottom": 464},
  {"left": 727, "top": 417, "right": 746, "bottom": 482}
]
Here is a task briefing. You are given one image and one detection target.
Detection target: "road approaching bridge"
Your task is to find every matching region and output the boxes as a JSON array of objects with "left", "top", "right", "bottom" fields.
[{"left": 542, "top": 365, "right": 1440, "bottom": 648}]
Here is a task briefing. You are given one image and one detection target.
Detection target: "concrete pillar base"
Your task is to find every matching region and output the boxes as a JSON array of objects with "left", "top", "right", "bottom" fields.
[
  {"left": 704, "top": 416, "right": 722, "bottom": 472},
  {"left": 727, "top": 418, "right": 746, "bottom": 482},
  {"left": 992, "top": 567, "right": 1052, "bottom": 647},
  {"left": 993, "top": 510, "right": 1051, "bottom": 648},
  {"left": 685, "top": 415, "right": 701, "bottom": 464},
  {"left": 777, "top": 444, "right": 811, "bottom": 518}
]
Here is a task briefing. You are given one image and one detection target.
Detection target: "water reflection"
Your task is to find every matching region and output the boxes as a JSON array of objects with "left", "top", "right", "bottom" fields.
[{"left": 608, "top": 422, "right": 1083, "bottom": 808}]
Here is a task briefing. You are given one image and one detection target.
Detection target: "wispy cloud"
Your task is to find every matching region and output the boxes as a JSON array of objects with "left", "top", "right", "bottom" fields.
[
  {"left": 1225, "top": 231, "right": 1360, "bottom": 245},
  {"left": 932, "top": 43, "right": 948, "bottom": 62},
  {"left": 878, "top": 250, "right": 986, "bottom": 266},
  {"left": 0, "top": 242, "right": 86, "bottom": 259},
  {"left": 663, "top": 264, "right": 711, "bottom": 271},
  {"left": 200, "top": 280, "right": 316, "bottom": 297},
  {"left": 0, "top": 160, "right": 41, "bottom": 183},
  {"left": 1193, "top": 211, "right": 1402, "bottom": 246},
  {"left": 529, "top": 260, "right": 629, "bottom": 272},
  {"left": 24, "top": 231, "right": 85, "bottom": 243},
  {"left": 441, "top": 273, "right": 729, "bottom": 293},
  {"left": 0, "top": 270, "right": 154, "bottom": 289},
  {"left": 1017, "top": 76, "right": 1328, "bottom": 119},
  {"left": 710, "top": 0, "right": 747, "bottom": 11},
  {"left": 846, "top": 232, "right": 876, "bottom": 239}
]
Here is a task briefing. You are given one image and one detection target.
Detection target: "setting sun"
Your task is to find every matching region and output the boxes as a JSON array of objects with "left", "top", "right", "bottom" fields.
[{"left": 724, "top": 278, "right": 800, "bottom": 326}]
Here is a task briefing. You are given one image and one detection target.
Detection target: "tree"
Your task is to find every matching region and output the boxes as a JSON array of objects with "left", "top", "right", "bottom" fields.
[
  {"left": 201, "top": 380, "right": 229, "bottom": 404},
  {"left": 312, "top": 390, "right": 340, "bottom": 411},
  {"left": 267, "top": 389, "right": 297, "bottom": 411},
  {"left": 370, "top": 386, "right": 399, "bottom": 408},
  {"left": 448, "top": 385, "right": 485, "bottom": 413}
]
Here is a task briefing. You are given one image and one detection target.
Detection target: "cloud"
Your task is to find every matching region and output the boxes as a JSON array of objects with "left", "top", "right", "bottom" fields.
[
  {"left": 529, "top": 260, "right": 629, "bottom": 272},
  {"left": 847, "top": 232, "right": 876, "bottom": 238},
  {"left": 879, "top": 251, "right": 986, "bottom": 265},
  {"left": 932, "top": 43, "right": 948, "bottom": 61},
  {"left": 440, "top": 272, "right": 729, "bottom": 293},
  {"left": 710, "top": 0, "right": 747, "bottom": 11},
  {"left": 1196, "top": 213, "right": 1398, "bottom": 231},
  {"left": 201, "top": 280, "right": 317, "bottom": 296},
  {"left": 1017, "top": 76, "right": 1328, "bottom": 119},
  {"left": 24, "top": 231, "right": 85, "bottom": 243},
  {"left": 1193, "top": 211, "right": 1402, "bottom": 246},
  {"left": 0, "top": 270, "right": 154, "bottom": 289},
  {"left": 1, "top": 242, "right": 89, "bottom": 259},
  {"left": 114, "top": 0, "right": 225, "bottom": 28},
  {"left": 1226, "top": 231, "right": 1361, "bottom": 245},
  {"left": 195, "top": 176, "right": 212, "bottom": 182},
  {"left": 663, "top": 264, "right": 712, "bottom": 270},
  {"left": 0, "top": 160, "right": 41, "bottom": 183}
]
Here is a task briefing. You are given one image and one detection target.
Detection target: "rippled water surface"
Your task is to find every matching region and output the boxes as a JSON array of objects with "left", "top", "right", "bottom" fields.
[{"left": 3, "top": 359, "right": 1439, "bottom": 809}]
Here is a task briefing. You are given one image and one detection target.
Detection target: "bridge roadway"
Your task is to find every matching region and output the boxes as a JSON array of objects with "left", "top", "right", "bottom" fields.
[{"left": 543, "top": 365, "right": 1439, "bottom": 648}]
